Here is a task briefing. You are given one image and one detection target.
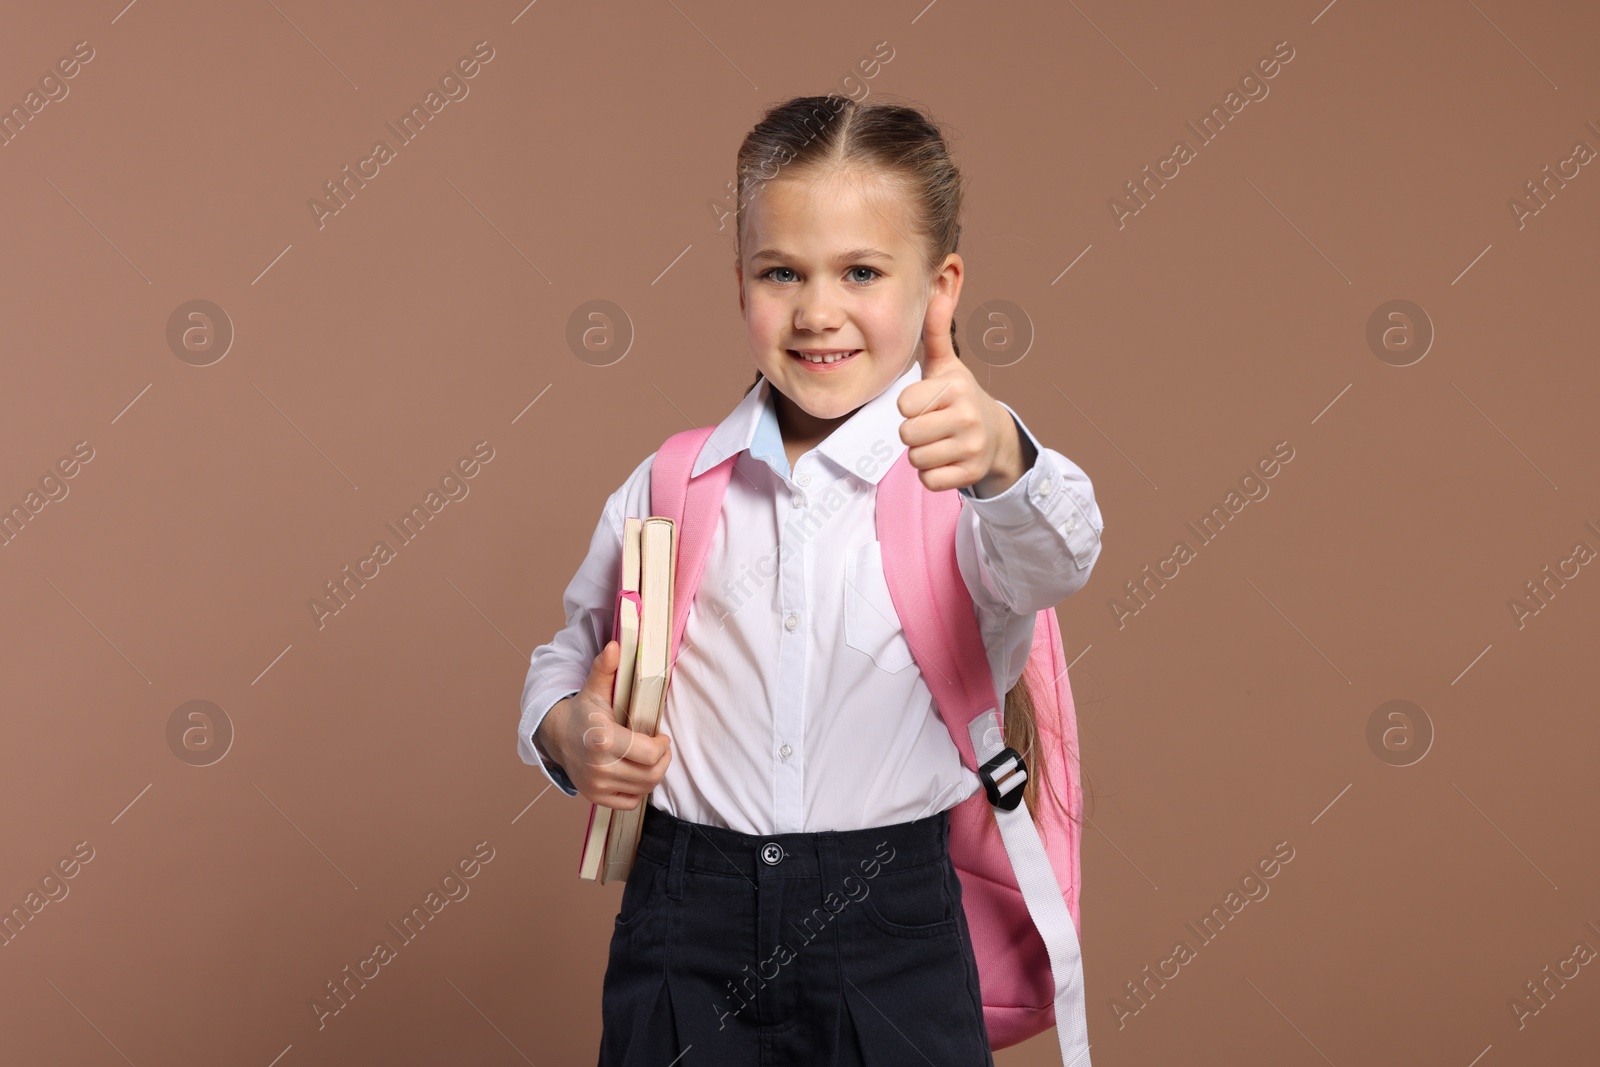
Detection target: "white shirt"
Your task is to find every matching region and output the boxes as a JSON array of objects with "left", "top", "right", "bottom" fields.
[{"left": 517, "top": 359, "right": 1105, "bottom": 835}]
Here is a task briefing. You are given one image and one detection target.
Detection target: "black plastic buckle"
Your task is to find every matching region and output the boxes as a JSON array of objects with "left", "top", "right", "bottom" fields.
[{"left": 978, "top": 746, "right": 1027, "bottom": 811}]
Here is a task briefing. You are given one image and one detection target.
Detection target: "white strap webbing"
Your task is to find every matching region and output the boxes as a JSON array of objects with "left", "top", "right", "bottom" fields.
[{"left": 970, "top": 709, "right": 1092, "bottom": 1067}]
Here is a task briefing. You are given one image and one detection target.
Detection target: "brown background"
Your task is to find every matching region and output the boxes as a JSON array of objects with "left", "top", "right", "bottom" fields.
[{"left": 2, "top": 0, "right": 1597, "bottom": 1064}]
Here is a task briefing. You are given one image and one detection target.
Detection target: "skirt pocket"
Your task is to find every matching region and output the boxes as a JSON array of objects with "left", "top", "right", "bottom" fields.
[
  {"left": 856, "top": 858, "right": 959, "bottom": 940},
  {"left": 614, "top": 851, "right": 668, "bottom": 930}
]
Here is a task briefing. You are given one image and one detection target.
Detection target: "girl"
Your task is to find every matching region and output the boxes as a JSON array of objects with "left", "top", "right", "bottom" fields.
[{"left": 519, "top": 95, "right": 1104, "bottom": 1065}]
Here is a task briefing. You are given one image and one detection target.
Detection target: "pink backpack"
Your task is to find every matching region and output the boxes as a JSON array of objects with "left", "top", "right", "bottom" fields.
[{"left": 647, "top": 426, "right": 1092, "bottom": 1065}]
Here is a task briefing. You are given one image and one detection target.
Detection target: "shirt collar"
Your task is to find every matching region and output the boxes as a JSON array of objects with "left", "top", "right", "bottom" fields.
[{"left": 691, "top": 359, "right": 921, "bottom": 485}]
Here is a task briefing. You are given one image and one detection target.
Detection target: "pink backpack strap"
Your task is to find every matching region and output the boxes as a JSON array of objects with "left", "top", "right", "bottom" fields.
[
  {"left": 877, "top": 448, "right": 1093, "bottom": 1067},
  {"left": 874, "top": 450, "right": 999, "bottom": 769},
  {"left": 648, "top": 427, "right": 736, "bottom": 674}
]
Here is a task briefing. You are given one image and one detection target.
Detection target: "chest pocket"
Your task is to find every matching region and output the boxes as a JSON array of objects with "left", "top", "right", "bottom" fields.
[{"left": 843, "top": 540, "right": 916, "bottom": 674}]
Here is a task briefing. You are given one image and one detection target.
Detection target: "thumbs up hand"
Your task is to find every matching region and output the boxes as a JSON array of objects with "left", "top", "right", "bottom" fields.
[{"left": 897, "top": 286, "right": 1033, "bottom": 497}]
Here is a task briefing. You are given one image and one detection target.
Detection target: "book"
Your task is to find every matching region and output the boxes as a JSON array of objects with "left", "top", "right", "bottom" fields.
[
  {"left": 577, "top": 517, "right": 643, "bottom": 882},
  {"left": 576, "top": 514, "right": 676, "bottom": 884},
  {"left": 601, "top": 516, "right": 676, "bottom": 884}
]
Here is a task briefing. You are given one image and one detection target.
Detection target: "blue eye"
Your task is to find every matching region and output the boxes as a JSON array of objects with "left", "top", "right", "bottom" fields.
[{"left": 758, "top": 266, "right": 881, "bottom": 284}]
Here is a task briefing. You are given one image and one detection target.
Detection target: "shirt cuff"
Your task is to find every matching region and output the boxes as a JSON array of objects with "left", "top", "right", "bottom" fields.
[
  {"left": 525, "top": 689, "right": 581, "bottom": 797},
  {"left": 958, "top": 402, "right": 1102, "bottom": 570}
]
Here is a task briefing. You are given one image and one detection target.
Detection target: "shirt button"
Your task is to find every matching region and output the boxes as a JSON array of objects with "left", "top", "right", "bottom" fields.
[
  {"left": 1038, "top": 477, "right": 1052, "bottom": 496},
  {"left": 779, "top": 743, "right": 793, "bottom": 760},
  {"left": 784, "top": 614, "right": 799, "bottom": 631},
  {"left": 761, "top": 842, "right": 784, "bottom": 865},
  {"left": 796, "top": 472, "right": 811, "bottom": 486},
  {"left": 792, "top": 493, "right": 806, "bottom": 508},
  {"left": 1065, "top": 515, "right": 1078, "bottom": 532}
]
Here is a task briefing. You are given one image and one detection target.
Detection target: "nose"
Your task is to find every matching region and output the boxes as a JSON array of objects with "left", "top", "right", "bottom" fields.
[{"left": 792, "top": 282, "right": 844, "bottom": 333}]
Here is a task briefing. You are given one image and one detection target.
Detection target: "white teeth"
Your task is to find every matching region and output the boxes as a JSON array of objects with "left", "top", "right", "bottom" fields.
[{"left": 794, "top": 351, "right": 856, "bottom": 363}]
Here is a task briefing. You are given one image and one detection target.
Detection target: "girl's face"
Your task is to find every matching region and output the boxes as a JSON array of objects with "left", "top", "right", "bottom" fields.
[{"left": 736, "top": 169, "right": 960, "bottom": 442}]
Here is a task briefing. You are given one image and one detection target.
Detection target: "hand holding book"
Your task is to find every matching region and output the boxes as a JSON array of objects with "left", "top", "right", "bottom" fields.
[
  {"left": 538, "top": 640, "right": 674, "bottom": 810},
  {"left": 569, "top": 514, "right": 677, "bottom": 883}
]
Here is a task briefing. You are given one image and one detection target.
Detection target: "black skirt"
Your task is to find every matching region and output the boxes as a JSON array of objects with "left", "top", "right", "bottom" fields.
[{"left": 598, "top": 801, "right": 995, "bottom": 1066}]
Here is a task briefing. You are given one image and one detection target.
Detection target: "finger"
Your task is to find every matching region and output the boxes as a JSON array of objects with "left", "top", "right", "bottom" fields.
[
  {"left": 905, "top": 435, "right": 977, "bottom": 478},
  {"left": 614, "top": 726, "right": 671, "bottom": 769},
  {"left": 597, "top": 760, "right": 663, "bottom": 796},
  {"left": 597, "top": 790, "right": 645, "bottom": 811},
  {"left": 920, "top": 286, "right": 960, "bottom": 376},
  {"left": 915, "top": 458, "right": 982, "bottom": 493},
  {"left": 897, "top": 374, "right": 963, "bottom": 423},
  {"left": 577, "top": 711, "right": 639, "bottom": 771},
  {"left": 899, "top": 405, "right": 966, "bottom": 449}
]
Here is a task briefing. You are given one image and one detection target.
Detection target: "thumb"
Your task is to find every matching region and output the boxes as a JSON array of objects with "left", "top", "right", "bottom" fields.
[
  {"left": 920, "top": 286, "right": 960, "bottom": 377},
  {"left": 588, "top": 639, "right": 622, "bottom": 694}
]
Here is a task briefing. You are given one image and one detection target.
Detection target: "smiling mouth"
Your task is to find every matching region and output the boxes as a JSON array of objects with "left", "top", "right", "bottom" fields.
[{"left": 788, "top": 349, "right": 861, "bottom": 365}]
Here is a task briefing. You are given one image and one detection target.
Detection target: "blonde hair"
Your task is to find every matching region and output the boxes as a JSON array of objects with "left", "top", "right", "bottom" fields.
[{"left": 731, "top": 94, "right": 1094, "bottom": 827}]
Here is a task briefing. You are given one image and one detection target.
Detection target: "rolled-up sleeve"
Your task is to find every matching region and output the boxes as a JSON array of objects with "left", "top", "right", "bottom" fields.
[{"left": 517, "top": 453, "right": 655, "bottom": 798}]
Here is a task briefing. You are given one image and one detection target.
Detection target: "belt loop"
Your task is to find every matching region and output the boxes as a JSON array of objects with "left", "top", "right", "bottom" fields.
[
  {"left": 668, "top": 817, "right": 691, "bottom": 900},
  {"left": 819, "top": 830, "right": 840, "bottom": 902}
]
